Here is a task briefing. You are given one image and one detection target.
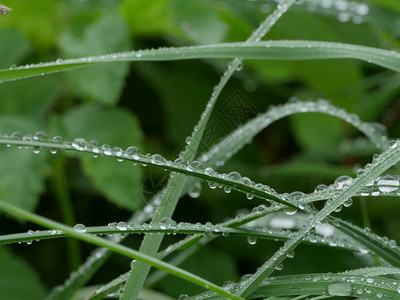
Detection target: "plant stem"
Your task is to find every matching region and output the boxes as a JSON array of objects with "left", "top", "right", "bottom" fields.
[{"left": 51, "top": 156, "right": 82, "bottom": 270}]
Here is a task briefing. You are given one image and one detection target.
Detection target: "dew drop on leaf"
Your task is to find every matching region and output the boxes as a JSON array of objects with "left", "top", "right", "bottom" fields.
[
  {"left": 117, "top": 222, "right": 127, "bottom": 231},
  {"left": 377, "top": 175, "right": 399, "bottom": 193},
  {"left": 247, "top": 236, "right": 257, "bottom": 245},
  {"left": 327, "top": 282, "right": 352, "bottom": 296},
  {"left": 72, "top": 138, "right": 87, "bottom": 151},
  {"left": 188, "top": 183, "right": 202, "bottom": 198},
  {"left": 73, "top": 223, "right": 87, "bottom": 233}
]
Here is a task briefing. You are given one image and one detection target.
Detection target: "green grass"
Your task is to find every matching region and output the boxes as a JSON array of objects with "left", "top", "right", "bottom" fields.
[{"left": 0, "top": 0, "right": 400, "bottom": 299}]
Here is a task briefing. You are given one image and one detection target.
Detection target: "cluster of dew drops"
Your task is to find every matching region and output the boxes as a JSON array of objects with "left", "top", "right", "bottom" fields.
[{"left": 2, "top": 131, "right": 287, "bottom": 203}]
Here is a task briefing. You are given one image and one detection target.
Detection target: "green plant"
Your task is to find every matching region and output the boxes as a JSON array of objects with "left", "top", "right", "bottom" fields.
[{"left": 0, "top": 0, "right": 400, "bottom": 299}]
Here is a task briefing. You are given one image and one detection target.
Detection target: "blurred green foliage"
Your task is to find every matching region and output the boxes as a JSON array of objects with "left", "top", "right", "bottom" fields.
[{"left": 0, "top": 0, "right": 400, "bottom": 298}]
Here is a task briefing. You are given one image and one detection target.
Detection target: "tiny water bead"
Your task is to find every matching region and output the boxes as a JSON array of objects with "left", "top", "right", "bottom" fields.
[
  {"left": 188, "top": 183, "right": 202, "bottom": 198},
  {"left": 73, "top": 223, "right": 87, "bottom": 233},
  {"left": 247, "top": 236, "right": 257, "bottom": 245},
  {"left": 240, "top": 176, "right": 253, "bottom": 186},
  {"left": 72, "top": 138, "right": 87, "bottom": 151},
  {"left": 174, "top": 157, "right": 189, "bottom": 168},
  {"left": 101, "top": 144, "right": 112, "bottom": 156},
  {"left": 227, "top": 171, "right": 241, "bottom": 181},
  {"left": 33, "top": 131, "right": 47, "bottom": 141},
  {"left": 204, "top": 167, "right": 216, "bottom": 176},
  {"left": 334, "top": 175, "right": 353, "bottom": 189},
  {"left": 11, "top": 131, "right": 22, "bottom": 139},
  {"left": 151, "top": 154, "right": 166, "bottom": 165},
  {"left": 377, "top": 175, "right": 400, "bottom": 193},
  {"left": 283, "top": 206, "right": 297, "bottom": 216},
  {"left": 117, "top": 222, "right": 127, "bottom": 231},
  {"left": 327, "top": 282, "right": 352, "bottom": 296},
  {"left": 186, "top": 160, "right": 204, "bottom": 171}
]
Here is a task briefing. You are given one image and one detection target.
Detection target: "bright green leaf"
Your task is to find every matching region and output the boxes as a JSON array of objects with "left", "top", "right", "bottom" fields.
[
  {"left": 0, "top": 247, "right": 47, "bottom": 300},
  {"left": 0, "top": 28, "right": 30, "bottom": 69},
  {"left": 58, "top": 13, "right": 131, "bottom": 105},
  {"left": 61, "top": 104, "right": 143, "bottom": 211},
  {"left": 0, "top": 117, "right": 46, "bottom": 213},
  {"left": 172, "top": 0, "right": 227, "bottom": 44},
  {"left": 118, "top": 0, "right": 172, "bottom": 35}
]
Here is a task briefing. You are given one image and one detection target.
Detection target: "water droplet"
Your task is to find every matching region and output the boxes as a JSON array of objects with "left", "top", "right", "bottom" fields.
[
  {"left": 159, "top": 217, "right": 171, "bottom": 230},
  {"left": 283, "top": 206, "right": 297, "bottom": 215},
  {"left": 203, "top": 168, "right": 215, "bottom": 178},
  {"left": 287, "top": 251, "right": 295, "bottom": 258},
  {"left": 174, "top": 157, "right": 189, "bottom": 168},
  {"left": 314, "top": 184, "right": 327, "bottom": 192},
  {"left": 240, "top": 176, "right": 253, "bottom": 186},
  {"left": 377, "top": 175, "right": 399, "bottom": 193},
  {"left": 188, "top": 183, "right": 202, "bottom": 198},
  {"left": 275, "top": 263, "right": 283, "bottom": 270},
  {"left": 73, "top": 223, "right": 87, "bottom": 233},
  {"left": 102, "top": 144, "right": 112, "bottom": 156},
  {"left": 207, "top": 181, "right": 217, "bottom": 189},
  {"left": 227, "top": 171, "right": 241, "bottom": 181},
  {"left": 117, "top": 222, "right": 127, "bottom": 231},
  {"left": 223, "top": 186, "right": 232, "bottom": 193},
  {"left": 186, "top": 161, "right": 203, "bottom": 171},
  {"left": 130, "top": 259, "right": 136, "bottom": 268},
  {"left": 178, "top": 295, "right": 189, "bottom": 300},
  {"left": 33, "top": 146, "right": 41, "bottom": 154},
  {"left": 113, "top": 147, "right": 123, "bottom": 159},
  {"left": 343, "top": 198, "right": 353, "bottom": 207},
  {"left": 11, "top": 131, "right": 22, "bottom": 139},
  {"left": 327, "top": 282, "right": 352, "bottom": 296},
  {"left": 246, "top": 193, "right": 254, "bottom": 200},
  {"left": 247, "top": 236, "right": 257, "bottom": 245},
  {"left": 33, "top": 131, "right": 47, "bottom": 141},
  {"left": 334, "top": 175, "right": 353, "bottom": 189},
  {"left": 151, "top": 154, "right": 166, "bottom": 165},
  {"left": 72, "top": 138, "right": 87, "bottom": 151}
]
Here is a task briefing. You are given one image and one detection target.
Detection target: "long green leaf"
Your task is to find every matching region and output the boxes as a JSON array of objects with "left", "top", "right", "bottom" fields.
[
  {"left": 0, "top": 200, "right": 243, "bottom": 300},
  {"left": 1, "top": 40, "right": 399, "bottom": 84}
]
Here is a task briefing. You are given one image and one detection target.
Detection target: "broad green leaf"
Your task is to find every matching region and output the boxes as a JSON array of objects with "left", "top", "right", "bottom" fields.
[
  {"left": 291, "top": 114, "right": 345, "bottom": 151},
  {"left": 60, "top": 104, "right": 143, "bottom": 211},
  {"left": 58, "top": 13, "right": 130, "bottom": 105},
  {"left": 0, "top": 247, "right": 47, "bottom": 300},
  {"left": 0, "top": 28, "right": 30, "bottom": 69},
  {"left": 0, "top": 117, "right": 45, "bottom": 213},
  {"left": 0, "top": 77, "right": 59, "bottom": 120},
  {"left": 172, "top": 0, "right": 227, "bottom": 44},
  {"left": 118, "top": 0, "right": 172, "bottom": 35}
]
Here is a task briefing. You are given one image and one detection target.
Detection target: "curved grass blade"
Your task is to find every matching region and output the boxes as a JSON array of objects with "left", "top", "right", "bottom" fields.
[
  {"left": 192, "top": 273, "right": 400, "bottom": 299},
  {"left": 29, "top": 97, "right": 390, "bottom": 298},
  {"left": 234, "top": 139, "right": 400, "bottom": 298},
  {"left": 0, "top": 200, "right": 243, "bottom": 300},
  {"left": 250, "top": 273, "right": 400, "bottom": 299},
  {"left": 330, "top": 217, "right": 400, "bottom": 268},
  {"left": 120, "top": 1, "right": 298, "bottom": 299},
  {"left": 1, "top": 41, "right": 400, "bottom": 83}
]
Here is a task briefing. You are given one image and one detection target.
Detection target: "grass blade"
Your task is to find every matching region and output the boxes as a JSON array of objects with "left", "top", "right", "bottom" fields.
[
  {"left": 0, "top": 200, "right": 243, "bottom": 300},
  {"left": 1, "top": 41, "right": 400, "bottom": 83}
]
